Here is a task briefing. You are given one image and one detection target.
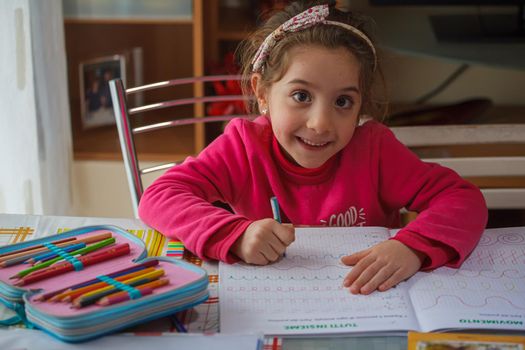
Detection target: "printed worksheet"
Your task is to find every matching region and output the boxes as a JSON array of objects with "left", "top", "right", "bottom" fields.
[
  {"left": 220, "top": 227, "right": 419, "bottom": 335},
  {"left": 408, "top": 227, "right": 525, "bottom": 332},
  {"left": 219, "top": 226, "right": 525, "bottom": 336}
]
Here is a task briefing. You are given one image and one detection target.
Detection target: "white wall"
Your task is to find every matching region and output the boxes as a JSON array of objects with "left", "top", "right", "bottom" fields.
[
  {"left": 382, "top": 50, "right": 525, "bottom": 105},
  {"left": 72, "top": 160, "right": 160, "bottom": 218},
  {"left": 351, "top": 0, "right": 525, "bottom": 105}
]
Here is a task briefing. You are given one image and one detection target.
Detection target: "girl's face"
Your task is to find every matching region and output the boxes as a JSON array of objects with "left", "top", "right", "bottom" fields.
[{"left": 255, "top": 45, "right": 362, "bottom": 169}]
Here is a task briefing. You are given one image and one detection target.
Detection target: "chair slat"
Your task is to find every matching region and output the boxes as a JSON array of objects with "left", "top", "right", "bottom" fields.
[
  {"left": 126, "top": 75, "right": 242, "bottom": 94},
  {"left": 395, "top": 124, "right": 525, "bottom": 210},
  {"left": 481, "top": 189, "right": 525, "bottom": 209},
  {"left": 133, "top": 115, "right": 255, "bottom": 134},
  {"left": 427, "top": 156, "right": 525, "bottom": 177},
  {"left": 140, "top": 163, "right": 178, "bottom": 175},
  {"left": 129, "top": 95, "right": 249, "bottom": 115},
  {"left": 392, "top": 124, "right": 525, "bottom": 146}
]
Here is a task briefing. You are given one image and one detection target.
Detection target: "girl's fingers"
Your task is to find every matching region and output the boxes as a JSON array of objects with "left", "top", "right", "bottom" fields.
[
  {"left": 341, "top": 250, "right": 373, "bottom": 286},
  {"left": 250, "top": 252, "right": 270, "bottom": 266},
  {"left": 378, "top": 270, "right": 408, "bottom": 292},
  {"left": 346, "top": 261, "right": 384, "bottom": 294},
  {"left": 273, "top": 224, "right": 295, "bottom": 246},
  {"left": 342, "top": 266, "right": 363, "bottom": 287},
  {"left": 267, "top": 234, "right": 287, "bottom": 256},
  {"left": 341, "top": 249, "right": 369, "bottom": 266},
  {"left": 360, "top": 266, "right": 397, "bottom": 295},
  {"left": 260, "top": 243, "right": 280, "bottom": 263},
  {"left": 342, "top": 254, "right": 376, "bottom": 288}
]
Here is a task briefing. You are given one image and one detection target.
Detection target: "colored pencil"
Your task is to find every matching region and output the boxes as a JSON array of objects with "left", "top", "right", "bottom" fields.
[
  {"left": 71, "top": 271, "right": 165, "bottom": 308},
  {"left": 34, "top": 260, "right": 160, "bottom": 301},
  {"left": 13, "top": 243, "right": 130, "bottom": 286},
  {"left": 97, "top": 278, "right": 170, "bottom": 307},
  {"left": 71, "top": 269, "right": 165, "bottom": 302},
  {"left": 0, "top": 242, "right": 80, "bottom": 265},
  {"left": 0, "top": 237, "right": 76, "bottom": 259},
  {"left": 28, "top": 242, "right": 86, "bottom": 265},
  {"left": 53, "top": 267, "right": 157, "bottom": 302},
  {"left": 28, "top": 243, "right": 122, "bottom": 279},
  {"left": 71, "top": 278, "right": 150, "bottom": 308},
  {"left": 65, "top": 260, "right": 159, "bottom": 291},
  {"left": 10, "top": 237, "right": 115, "bottom": 279},
  {"left": 170, "top": 314, "right": 187, "bottom": 333},
  {"left": 1, "top": 247, "right": 83, "bottom": 269},
  {"left": 0, "top": 232, "right": 112, "bottom": 264}
]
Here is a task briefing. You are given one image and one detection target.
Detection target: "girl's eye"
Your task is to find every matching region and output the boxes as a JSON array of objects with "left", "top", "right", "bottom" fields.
[
  {"left": 292, "top": 91, "right": 311, "bottom": 103},
  {"left": 335, "top": 96, "right": 353, "bottom": 109}
]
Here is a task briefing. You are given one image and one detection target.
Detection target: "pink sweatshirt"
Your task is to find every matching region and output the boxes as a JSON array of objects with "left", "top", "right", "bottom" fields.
[{"left": 139, "top": 117, "right": 487, "bottom": 269}]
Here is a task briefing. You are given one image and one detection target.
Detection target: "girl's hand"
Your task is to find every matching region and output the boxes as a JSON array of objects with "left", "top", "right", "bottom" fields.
[
  {"left": 231, "top": 219, "right": 295, "bottom": 265},
  {"left": 340, "top": 240, "right": 426, "bottom": 295}
]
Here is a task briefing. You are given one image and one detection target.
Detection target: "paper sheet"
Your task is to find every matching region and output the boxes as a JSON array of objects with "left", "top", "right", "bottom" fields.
[
  {"left": 407, "top": 227, "right": 525, "bottom": 332},
  {"left": 220, "top": 226, "right": 525, "bottom": 335},
  {"left": 219, "top": 227, "right": 419, "bottom": 335}
]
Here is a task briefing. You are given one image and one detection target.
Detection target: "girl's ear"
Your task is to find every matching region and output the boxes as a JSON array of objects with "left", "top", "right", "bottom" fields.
[{"left": 250, "top": 73, "right": 268, "bottom": 110}]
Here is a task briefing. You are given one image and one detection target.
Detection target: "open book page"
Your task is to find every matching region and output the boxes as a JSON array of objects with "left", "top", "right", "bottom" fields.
[
  {"left": 406, "top": 227, "right": 525, "bottom": 333},
  {"left": 219, "top": 227, "right": 420, "bottom": 336}
]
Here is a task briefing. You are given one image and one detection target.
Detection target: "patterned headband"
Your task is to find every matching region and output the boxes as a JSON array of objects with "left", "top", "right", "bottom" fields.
[{"left": 251, "top": 4, "right": 377, "bottom": 73}]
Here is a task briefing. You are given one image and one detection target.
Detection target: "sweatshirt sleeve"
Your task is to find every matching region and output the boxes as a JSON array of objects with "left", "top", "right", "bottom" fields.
[
  {"left": 375, "top": 125, "right": 488, "bottom": 269},
  {"left": 138, "top": 120, "right": 253, "bottom": 262}
]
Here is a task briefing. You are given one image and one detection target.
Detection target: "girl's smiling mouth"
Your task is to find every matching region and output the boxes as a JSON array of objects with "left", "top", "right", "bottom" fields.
[{"left": 297, "top": 136, "right": 331, "bottom": 148}]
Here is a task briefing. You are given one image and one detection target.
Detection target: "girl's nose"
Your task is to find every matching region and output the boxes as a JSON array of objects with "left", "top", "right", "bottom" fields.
[{"left": 306, "top": 104, "right": 332, "bottom": 134}]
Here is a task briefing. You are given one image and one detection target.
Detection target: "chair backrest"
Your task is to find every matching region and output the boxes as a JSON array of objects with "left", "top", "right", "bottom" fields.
[
  {"left": 390, "top": 124, "right": 525, "bottom": 210},
  {"left": 110, "top": 75, "right": 525, "bottom": 217},
  {"left": 109, "top": 75, "right": 256, "bottom": 218}
]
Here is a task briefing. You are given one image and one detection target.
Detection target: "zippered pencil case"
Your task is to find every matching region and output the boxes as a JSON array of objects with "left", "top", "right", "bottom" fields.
[{"left": 0, "top": 225, "right": 208, "bottom": 342}]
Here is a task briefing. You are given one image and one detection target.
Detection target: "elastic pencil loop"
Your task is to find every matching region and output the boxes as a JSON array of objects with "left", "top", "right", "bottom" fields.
[
  {"left": 43, "top": 243, "right": 84, "bottom": 271},
  {"left": 97, "top": 275, "right": 142, "bottom": 299}
]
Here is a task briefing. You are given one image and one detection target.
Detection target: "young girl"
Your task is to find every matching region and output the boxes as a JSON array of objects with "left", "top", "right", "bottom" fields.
[{"left": 139, "top": 0, "right": 487, "bottom": 295}]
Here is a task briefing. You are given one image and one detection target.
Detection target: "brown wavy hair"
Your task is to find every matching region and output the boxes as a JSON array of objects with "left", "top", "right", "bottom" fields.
[{"left": 236, "top": 0, "right": 388, "bottom": 120}]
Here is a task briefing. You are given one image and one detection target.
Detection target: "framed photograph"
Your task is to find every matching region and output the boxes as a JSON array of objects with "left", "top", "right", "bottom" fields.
[{"left": 79, "top": 54, "right": 126, "bottom": 129}]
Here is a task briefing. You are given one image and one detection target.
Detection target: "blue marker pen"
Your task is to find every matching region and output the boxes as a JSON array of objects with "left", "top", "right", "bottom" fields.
[
  {"left": 270, "top": 196, "right": 286, "bottom": 257},
  {"left": 270, "top": 196, "right": 281, "bottom": 224}
]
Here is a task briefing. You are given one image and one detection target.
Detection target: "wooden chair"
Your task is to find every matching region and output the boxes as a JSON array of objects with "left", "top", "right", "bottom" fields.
[
  {"left": 391, "top": 124, "right": 525, "bottom": 212},
  {"left": 109, "top": 75, "right": 255, "bottom": 218}
]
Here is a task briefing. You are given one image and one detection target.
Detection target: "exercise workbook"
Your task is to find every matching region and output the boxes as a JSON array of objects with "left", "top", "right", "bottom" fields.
[{"left": 219, "top": 226, "right": 525, "bottom": 336}]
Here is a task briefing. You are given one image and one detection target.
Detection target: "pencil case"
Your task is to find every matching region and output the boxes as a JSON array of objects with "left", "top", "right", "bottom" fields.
[{"left": 0, "top": 225, "right": 209, "bottom": 342}]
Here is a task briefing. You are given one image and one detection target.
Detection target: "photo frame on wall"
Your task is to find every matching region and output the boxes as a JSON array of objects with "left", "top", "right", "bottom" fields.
[{"left": 79, "top": 54, "right": 126, "bottom": 129}]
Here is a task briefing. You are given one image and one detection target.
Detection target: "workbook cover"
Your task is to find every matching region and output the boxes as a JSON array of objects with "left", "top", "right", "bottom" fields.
[{"left": 407, "top": 331, "right": 525, "bottom": 350}]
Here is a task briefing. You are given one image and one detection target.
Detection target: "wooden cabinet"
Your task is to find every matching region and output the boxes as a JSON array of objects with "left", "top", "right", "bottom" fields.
[
  {"left": 65, "top": 18, "right": 196, "bottom": 160},
  {"left": 202, "top": 1, "right": 256, "bottom": 65},
  {"left": 66, "top": 0, "right": 262, "bottom": 161}
]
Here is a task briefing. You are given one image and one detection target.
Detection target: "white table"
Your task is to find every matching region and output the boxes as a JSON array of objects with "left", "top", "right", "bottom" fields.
[{"left": 0, "top": 213, "right": 408, "bottom": 350}]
